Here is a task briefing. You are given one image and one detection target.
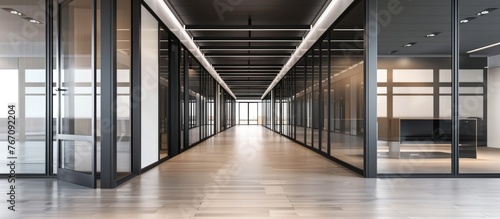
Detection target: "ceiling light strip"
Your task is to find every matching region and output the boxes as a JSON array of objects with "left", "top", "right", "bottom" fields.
[
  {"left": 467, "top": 41, "right": 500, "bottom": 54},
  {"left": 262, "top": 0, "right": 355, "bottom": 99},
  {"left": 144, "top": 0, "right": 236, "bottom": 99}
]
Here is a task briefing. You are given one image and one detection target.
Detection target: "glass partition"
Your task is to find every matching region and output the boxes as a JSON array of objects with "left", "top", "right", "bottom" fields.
[
  {"left": 377, "top": 0, "right": 452, "bottom": 174},
  {"left": 458, "top": 0, "right": 500, "bottom": 173},
  {"left": 296, "top": 59, "right": 306, "bottom": 144},
  {"left": 0, "top": 1, "right": 47, "bottom": 174},
  {"left": 327, "top": 1, "right": 365, "bottom": 170},
  {"left": 159, "top": 26, "right": 169, "bottom": 159},
  {"left": 116, "top": 0, "right": 132, "bottom": 178},
  {"left": 188, "top": 55, "right": 200, "bottom": 146}
]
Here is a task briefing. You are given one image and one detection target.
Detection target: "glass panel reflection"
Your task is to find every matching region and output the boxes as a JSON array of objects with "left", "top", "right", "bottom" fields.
[
  {"left": 458, "top": 0, "right": 500, "bottom": 173},
  {"left": 60, "top": 140, "right": 93, "bottom": 173},
  {"left": 377, "top": 0, "right": 452, "bottom": 174}
]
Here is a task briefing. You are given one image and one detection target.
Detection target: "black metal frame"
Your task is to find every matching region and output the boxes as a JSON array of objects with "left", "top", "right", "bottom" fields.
[
  {"left": 100, "top": 0, "right": 118, "bottom": 188},
  {"left": 54, "top": 0, "right": 98, "bottom": 188},
  {"left": 451, "top": 0, "right": 460, "bottom": 176},
  {"left": 131, "top": 0, "right": 142, "bottom": 175},
  {"left": 46, "top": 0, "right": 54, "bottom": 177},
  {"left": 364, "top": 0, "right": 377, "bottom": 178}
]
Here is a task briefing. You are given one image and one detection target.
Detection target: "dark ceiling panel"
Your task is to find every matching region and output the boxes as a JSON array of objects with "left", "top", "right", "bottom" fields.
[{"left": 165, "top": 0, "right": 329, "bottom": 99}]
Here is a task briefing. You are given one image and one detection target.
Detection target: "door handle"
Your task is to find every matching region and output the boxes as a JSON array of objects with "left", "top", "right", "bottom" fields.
[{"left": 56, "top": 88, "right": 67, "bottom": 92}]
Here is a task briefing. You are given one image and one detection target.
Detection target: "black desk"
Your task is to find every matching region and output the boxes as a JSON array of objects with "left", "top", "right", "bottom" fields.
[{"left": 378, "top": 118, "right": 477, "bottom": 159}]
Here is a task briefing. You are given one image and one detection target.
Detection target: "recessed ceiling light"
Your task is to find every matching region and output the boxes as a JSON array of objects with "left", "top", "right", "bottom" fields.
[
  {"left": 477, "top": 8, "right": 497, "bottom": 16},
  {"left": 477, "top": 11, "right": 489, "bottom": 16},
  {"left": 403, "top": 42, "right": 416, "bottom": 48},
  {"left": 425, "top": 32, "right": 441, "bottom": 38},
  {"left": 23, "top": 17, "right": 42, "bottom": 24},
  {"left": 460, "top": 17, "right": 476, "bottom": 24},
  {"left": 389, "top": 50, "right": 398, "bottom": 54}
]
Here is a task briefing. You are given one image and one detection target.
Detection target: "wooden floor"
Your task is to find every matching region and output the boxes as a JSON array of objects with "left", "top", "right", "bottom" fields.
[{"left": 2, "top": 126, "right": 500, "bottom": 218}]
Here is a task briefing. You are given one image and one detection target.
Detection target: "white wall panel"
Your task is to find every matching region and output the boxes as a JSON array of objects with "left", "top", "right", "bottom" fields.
[
  {"left": 393, "top": 69, "right": 433, "bottom": 82},
  {"left": 141, "top": 6, "right": 159, "bottom": 168},
  {"left": 393, "top": 96, "right": 433, "bottom": 118},
  {"left": 488, "top": 66, "right": 500, "bottom": 148}
]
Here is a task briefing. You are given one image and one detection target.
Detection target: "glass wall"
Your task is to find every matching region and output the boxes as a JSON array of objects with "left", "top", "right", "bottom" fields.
[
  {"left": 296, "top": 59, "right": 306, "bottom": 144},
  {"left": 262, "top": 94, "right": 272, "bottom": 129},
  {"left": 159, "top": 26, "right": 169, "bottom": 159},
  {"left": 237, "top": 102, "right": 260, "bottom": 125},
  {"left": 321, "top": 35, "right": 329, "bottom": 154},
  {"left": 188, "top": 55, "right": 200, "bottom": 146},
  {"left": 116, "top": 0, "right": 132, "bottom": 178},
  {"left": 458, "top": 0, "right": 500, "bottom": 173},
  {"left": 377, "top": 0, "right": 453, "bottom": 174},
  {"left": 262, "top": 0, "right": 365, "bottom": 171},
  {"left": 327, "top": 1, "right": 364, "bottom": 170},
  {"left": 0, "top": 0, "right": 47, "bottom": 174},
  {"left": 220, "top": 88, "right": 236, "bottom": 131},
  {"left": 186, "top": 57, "right": 217, "bottom": 146},
  {"left": 312, "top": 44, "right": 321, "bottom": 150},
  {"left": 305, "top": 52, "right": 313, "bottom": 147},
  {"left": 239, "top": 102, "right": 248, "bottom": 124},
  {"left": 180, "top": 46, "right": 185, "bottom": 151}
]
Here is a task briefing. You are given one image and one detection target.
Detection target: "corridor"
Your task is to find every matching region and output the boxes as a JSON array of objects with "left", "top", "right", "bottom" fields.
[{"left": 2, "top": 126, "right": 500, "bottom": 218}]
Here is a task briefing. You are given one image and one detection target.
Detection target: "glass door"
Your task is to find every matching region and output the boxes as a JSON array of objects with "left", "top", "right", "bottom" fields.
[{"left": 55, "top": 0, "right": 96, "bottom": 188}]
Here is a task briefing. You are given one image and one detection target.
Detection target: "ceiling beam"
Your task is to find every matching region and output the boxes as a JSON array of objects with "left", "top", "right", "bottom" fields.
[
  {"left": 228, "top": 81, "right": 269, "bottom": 86},
  {"left": 194, "top": 37, "right": 303, "bottom": 42},
  {"left": 220, "top": 74, "right": 278, "bottom": 76},
  {"left": 213, "top": 64, "right": 283, "bottom": 67},
  {"left": 186, "top": 25, "right": 310, "bottom": 31},
  {"left": 227, "top": 79, "right": 269, "bottom": 81},
  {"left": 205, "top": 53, "right": 290, "bottom": 57},
  {"left": 218, "top": 73, "right": 277, "bottom": 75},
  {"left": 215, "top": 67, "right": 281, "bottom": 72},
  {"left": 200, "top": 46, "right": 296, "bottom": 51},
  {"left": 217, "top": 70, "right": 280, "bottom": 73}
]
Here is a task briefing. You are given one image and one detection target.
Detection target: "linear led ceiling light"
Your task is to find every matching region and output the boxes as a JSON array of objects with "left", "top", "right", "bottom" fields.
[
  {"left": 144, "top": 0, "right": 236, "bottom": 99},
  {"left": 262, "top": 0, "right": 355, "bottom": 99},
  {"left": 467, "top": 41, "right": 500, "bottom": 54}
]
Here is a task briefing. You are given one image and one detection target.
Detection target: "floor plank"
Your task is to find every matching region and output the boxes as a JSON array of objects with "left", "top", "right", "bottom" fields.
[{"left": 1, "top": 126, "right": 500, "bottom": 218}]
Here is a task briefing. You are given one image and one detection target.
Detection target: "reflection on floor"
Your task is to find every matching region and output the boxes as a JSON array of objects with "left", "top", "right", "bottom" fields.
[
  {"left": 295, "top": 127, "right": 364, "bottom": 169},
  {"left": 0, "top": 141, "right": 133, "bottom": 174},
  {"left": 188, "top": 125, "right": 215, "bottom": 147},
  {"left": 281, "top": 125, "right": 500, "bottom": 174},
  {"left": 377, "top": 142, "right": 500, "bottom": 173},
  {"left": 2, "top": 126, "right": 500, "bottom": 218},
  {"left": 0, "top": 141, "right": 46, "bottom": 174}
]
